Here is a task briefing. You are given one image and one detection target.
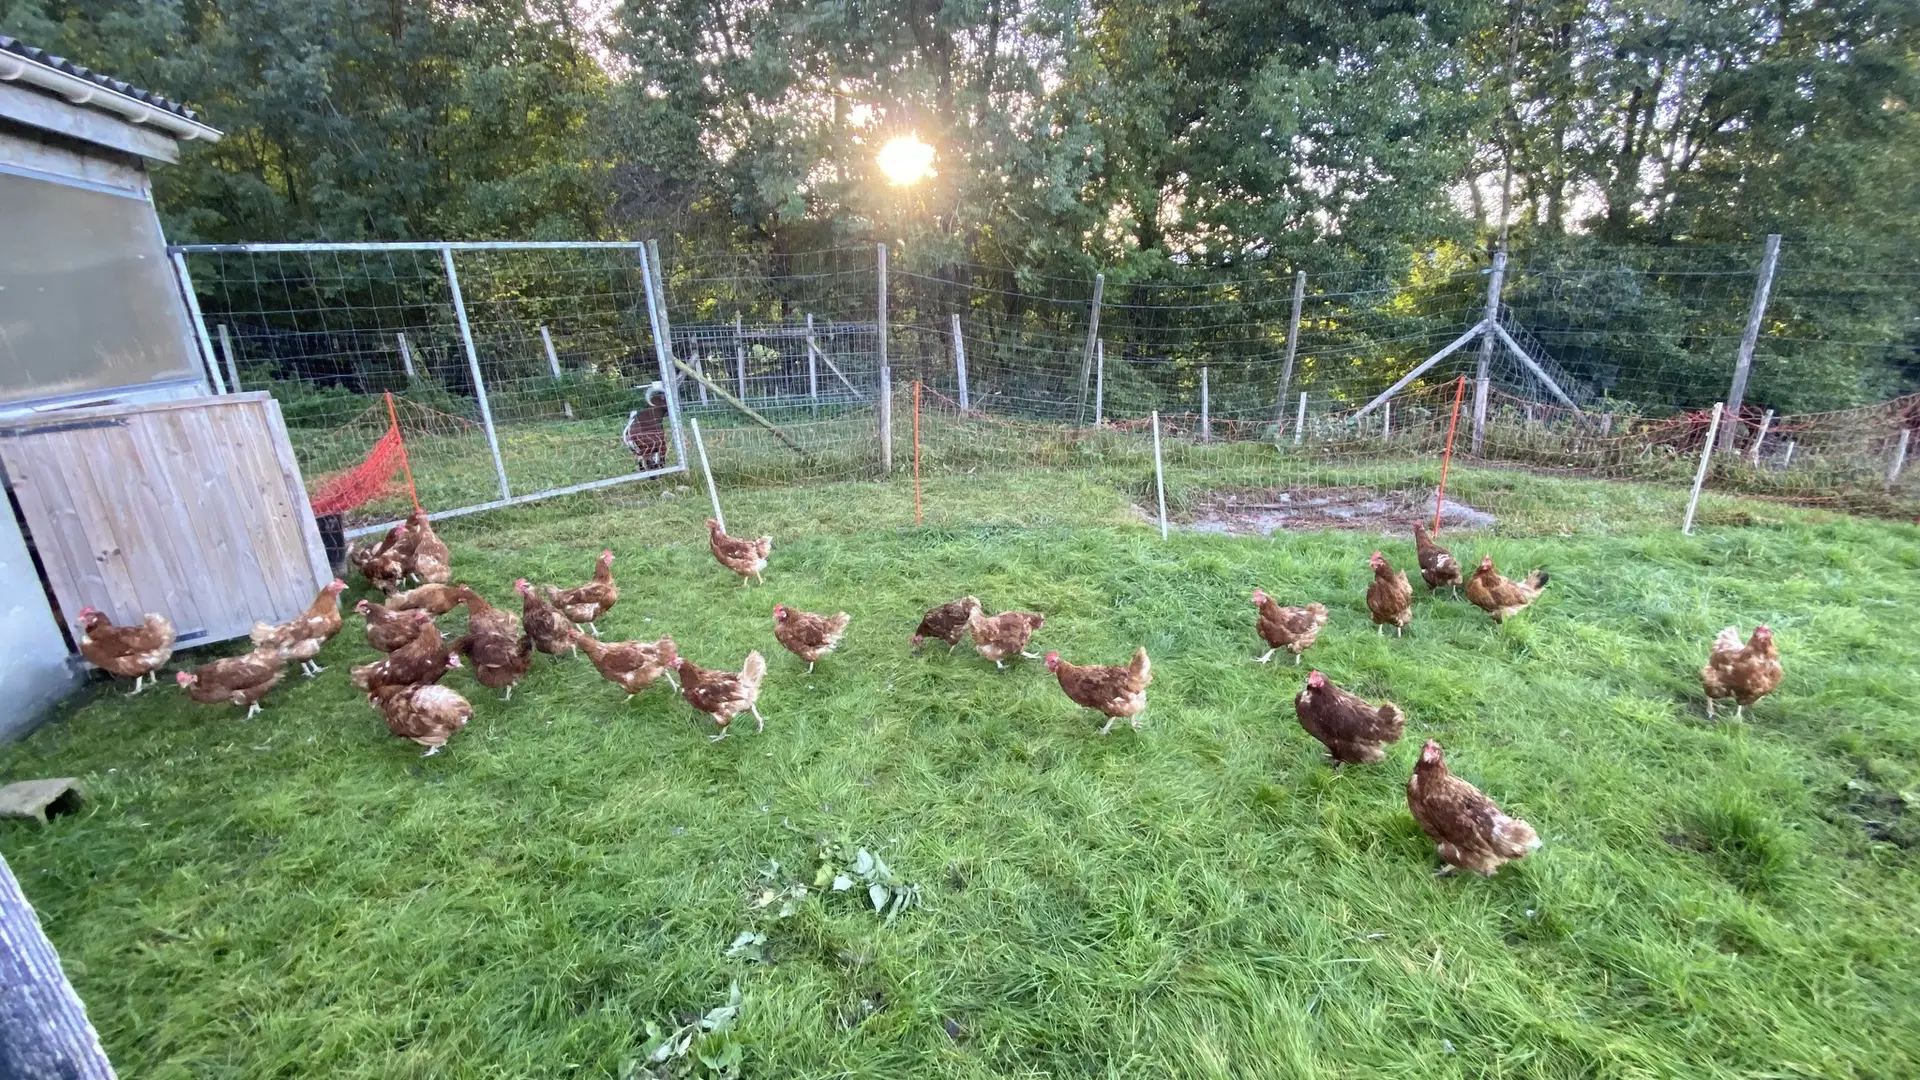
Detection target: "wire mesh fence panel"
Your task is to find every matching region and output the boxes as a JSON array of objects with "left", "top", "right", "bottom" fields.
[
  {"left": 175, "top": 238, "right": 1920, "bottom": 529},
  {"left": 174, "top": 243, "right": 688, "bottom": 530}
]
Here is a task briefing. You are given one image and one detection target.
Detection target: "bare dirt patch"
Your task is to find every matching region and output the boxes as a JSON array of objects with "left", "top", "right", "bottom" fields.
[{"left": 1184, "top": 486, "right": 1495, "bottom": 537}]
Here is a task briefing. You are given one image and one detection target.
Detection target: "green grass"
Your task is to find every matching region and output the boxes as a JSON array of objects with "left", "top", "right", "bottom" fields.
[{"left": 4, "top": 466, "right": 1920, "bottom": 1078}]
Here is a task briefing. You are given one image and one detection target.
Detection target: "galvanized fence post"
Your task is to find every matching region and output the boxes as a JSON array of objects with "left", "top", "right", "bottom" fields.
[
  {"left": 1093, "top": 340, "right": 1105, "bottom": 425},
  {"left": 806, "top": 313, "right": 821, "bottom": 410},
  {"left": 1889, "top": 429, "right": 1910, "bottom": 488},
  {"left": 169, "top": 250, "right": 226, "bottom": 394},
  {"left": 1294, "top": 392, "right": 1307, "bottom": 446},
  {"left": 1151, "top": 410, "right": 1169, "bottom": 541},
  {"left": 1683, "top": 403, "right": 1725, "bottom": 535},
  {"left": 639, "top": 241, "right": 689, "bottom": 471},
  {"left": 539, "top": 325, "right": 562, "bottom": 379},
  {"left": 877, "top": 243, "right": 892, "bottom": 474},
  {"left": 397, "top": 332, "right": 416, "bottom": 379},
  {"left": 733, "top": 313, "right": 748, "bottom": 401},
  {"left": 441, "top": 246, "right": 512, "bottom": 501}
]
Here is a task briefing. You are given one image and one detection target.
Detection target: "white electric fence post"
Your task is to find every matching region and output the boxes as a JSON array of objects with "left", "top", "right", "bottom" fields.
[
  {"left": 1151, "top": 410, "right": 1169, "bottom": 541},
  {"left": 1076, "top": 273, "right": 1105, "bottom": 426},
  {"left": 216, "top": 323, "right": 241, "bottom": 392},
  {"left": 733, "top": 313, "right": 748, "bottom": 401},
  {"left": 169, "top": 250, "right": 225, "bottom": 394},
  {"left": 1782, "top": 440, "right": 1796, "bottom": 470},
  {"left": 638, "top": 241, "right": 689, "bottom": 470},
  {"left": 1093, "top": 339, "right": 1105, "bottom": 425},
  {"left": 690, "top": 417, "right": 723, "bottom": 533},
  {"left": 1275, "top": 268, "right": 1305, "bottom": 438},
  {"left": 805, "top": 313, "right": 821, "bottom": 410},
  {"left": 1889, "top": 430, "right": 1910, "bottom": 488},
  {"left": 1382, "top": 402, "right": 1391, "bottom": 441},
  {"left": 1682, "top": 403, "right": 1724, "bottom": 535},
  {"left": 1200, "top": 366, "right": 1211, "bottom": 443},
  {"left": 1747, "top": 409, "right": 1774, "bottom": 464},
  {"left": 397, "top": 332, "right": 416, "bottom": 379},
  {"left": 876, "top": 243, "right": 892, "bottom": 474},
  {"left": 950, "top": 312, "right": 969, "bottom": 411},
  {"left": 539, "top": 325, "right": 562, "bottom": 379},
  {"left": 442, "top": 245, "right": 511, "bottom": 501},
  {"left": 1722, "top": 234, "right": 1782, "bottom": 453},
  {"left": 1294, "top": 392, "right": 1307, "bottom": 446},
  {"left": 1471, "top": 249, "right": 1507, "bottom": 456}
]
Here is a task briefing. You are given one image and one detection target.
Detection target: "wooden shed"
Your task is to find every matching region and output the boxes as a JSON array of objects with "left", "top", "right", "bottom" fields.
[{"left": 0, "top": 38, "right": 332, "bottom": 744}]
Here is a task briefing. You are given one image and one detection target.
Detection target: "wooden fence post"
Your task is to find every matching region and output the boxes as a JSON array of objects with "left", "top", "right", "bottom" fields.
[
  {"left": 1721, "top": 234, "right": 1782, "bottom": 452},
  {"left": 1200, "top": 366, "right": 1211, "bottom": 443},
  {"left": 217, "top": 323, "right": 241, "bottom": 392},
  {"left": 950, "top": 312, "right": 969, "bottom": 411},
  {"left": 1076, "top": 273, "right": 1105, "bottom": 425},
  {"left": 1471, "top": 250, "right": 1507, "bottom": 456},
  {"left": 1274, "top": 269, "right": 1306, "bottom": 436}
]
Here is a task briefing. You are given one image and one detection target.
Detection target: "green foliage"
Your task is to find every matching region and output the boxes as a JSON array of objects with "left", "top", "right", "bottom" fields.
[{"left": 633, "top": 983, "right": 744, "bottom": 1080}]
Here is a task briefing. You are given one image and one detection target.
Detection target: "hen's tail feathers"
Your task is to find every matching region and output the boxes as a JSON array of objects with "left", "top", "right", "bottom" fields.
[
  {"left": 1129, "top": 647, "right": 1152, "bottom": 687},
  {"left": 740, "top": 650, "right": 767, "bottom": 688},
  {"left": 1377, "top": 702, "right": 1406, "bottom": 734},
  {"left": 1307, "top": 603, "right": 1329, "bottom": 622},
  {"left": 1712, "top": 626, "right": 1744, "bottom": 653},
  {"left": 1525, "top": 569, "right": 1550, "bottom": 590},
  {"left": 1492, "top": 815, "right": 1542, "bottom": 858},
  {"left": 350, "top": 663, "right": 376, "bottom": 691},
  {"left": 828, "top": 612, "right": 853, "bottom": 634},
  {"left": 248, "top": 620, "right": 280, "bottom": 645}
]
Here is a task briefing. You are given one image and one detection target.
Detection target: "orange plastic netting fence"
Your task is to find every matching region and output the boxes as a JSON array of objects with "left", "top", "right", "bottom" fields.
[{"left": 307, "top": 392, "right": 420, "bottom": 517}]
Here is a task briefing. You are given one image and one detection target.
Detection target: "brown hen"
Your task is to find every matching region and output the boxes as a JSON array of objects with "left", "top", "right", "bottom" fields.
[
  {"left": 76, "top": 607, "right": 175, "bottom": 694},
  {"left": 450, "top": 628, "right": 532, "bottom": 700},
  {"left": 355, "top": 599, "right": 433, "bottom": 652},
  {"left": 673, "top": 651, "right": 768, "bottom": 740},
  {"left": 772, "top": 604, "right": 851, "bottom": 673},
  {"left": 1407, "top": 740, "right": 1541, "bottom": 876},
  {"left": 1465, "top": 556, "right": 1549, "bottom": 623},
  {"left": 1045, "top": 647, "right": 1152, "bottom": 735},
  {"left": 175, "top": 646, "right": 287, "bottom": 718},
  {"left": 351, "top": 622, "right": 462, "bottom": 698},
  {"left": 249, "top": 579, "right": 348, "bottom": 677},
  {"left": 1699, "top": 624, "right": 1783, "bottom": 720},
  {"left": 372, "top": 683, "right": 472, "bottom": 756},
  {"left": 708, "top": 519, "right": 771, "bottom": 585},
  {"left": 912, "top": 596, "right": 980, "bottom": 653},
  {"left": 965, "top": 608, "right": 1045, "bottom": 668},
  {"left": 1412, "top": 523, "right": 1462, "bottom": 594},
  {"left": 1366, "top": 551, "right": 1413, "bottom": 636},
  {"left": 1251, "top": 589, "right": 1327, "bottom": 665},
  {"left": 574, "top": 630, "right": 679, "bottom": 699},
  {"left": 1294, "top": 670, "right": 1405, "bottom": 764},
  {"left": 516, "top": 578, "right": 577, "bottom": 659},
  {"left": 386, "top": 582, "right": 465, "bottom": 616},
  {"left": 542, "top": 550, "right": 618, "bottom": 636}
]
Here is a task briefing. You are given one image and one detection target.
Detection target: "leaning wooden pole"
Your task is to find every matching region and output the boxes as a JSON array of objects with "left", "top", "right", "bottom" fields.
[
  {"left": 673, "top": 359, "right": 810, "bottom": 458},
  {"left": 1471, "top": 250, "right": 1507, "bottom": 456},
  {"left": 1274, "top": 269, "right": 1306, "bottom": 436},
  {"left": 1721, "top": 234, "right": 1782, "bottom": 453}
]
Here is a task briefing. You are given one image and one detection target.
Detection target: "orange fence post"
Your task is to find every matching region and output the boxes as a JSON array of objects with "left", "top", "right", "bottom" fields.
[
  {"left": 1433, "top": 376, "right": 1466, "bottom": 534},
  {"left": 385, "top": 391, "right": 421, "bottom": 512},
  {"left": 912, "top": 381, "right": 923, "bottom": 526}
]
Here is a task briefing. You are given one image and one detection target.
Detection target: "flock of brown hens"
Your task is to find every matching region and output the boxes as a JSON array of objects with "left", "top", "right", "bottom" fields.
[{"left": 71, "top": 509, "right": 1783, "bottom": 878}]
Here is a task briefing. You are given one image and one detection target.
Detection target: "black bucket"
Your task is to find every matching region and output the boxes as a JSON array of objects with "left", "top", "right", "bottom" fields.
[{"left": 316, "top": 513, "right": 348, "bottom": 577}]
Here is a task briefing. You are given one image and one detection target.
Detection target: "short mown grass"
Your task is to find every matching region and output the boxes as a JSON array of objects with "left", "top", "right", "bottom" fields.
[{"left": 3, "top": 465, "right": 1919, "bottom": 1079}]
